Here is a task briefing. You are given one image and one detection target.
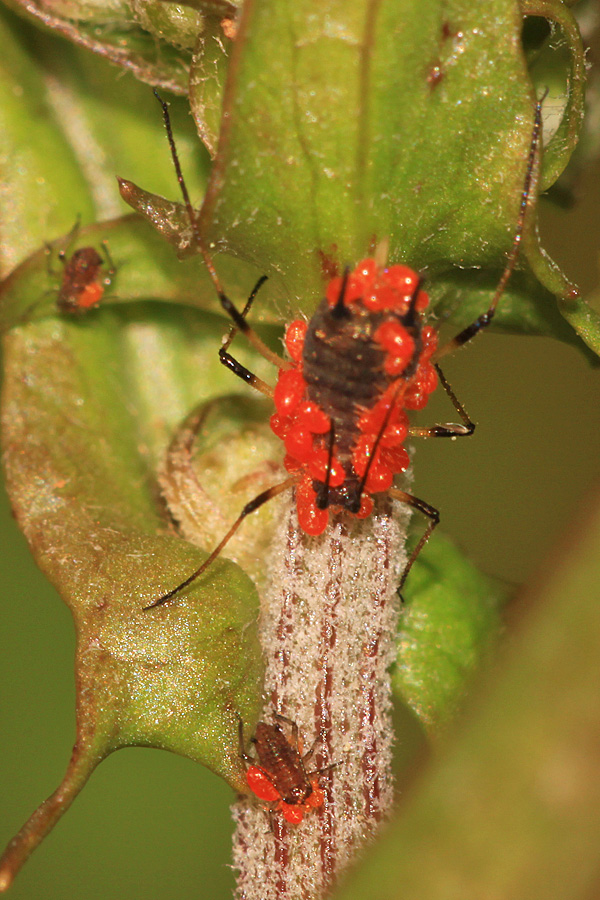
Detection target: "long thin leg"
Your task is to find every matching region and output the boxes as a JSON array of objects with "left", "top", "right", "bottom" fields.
[
  {"left": 301, "top": 738, "right": 320, "bottom": 766},
  {"left": 434, "top": 95, "right": 544, "bottom": 361},
  {"left": 355, "top": 380, "right": 403, "bottom": 507},
  {"left": 154, "top": 90, "right": 291, "bottom": 372},
  {"left": 203, "top": 249, "right": 291, "bottom": 370},
  {"left": 218, "top": 274, "right": 275, "bottom": 398},
  {"left": 408, "top": 363, "right": 475, "bottom": 438},
  {"left": 221, "top": 275, "right": 268, "bottom": 356},
  {"left": 388, "top": 488, "right": 440, "bottom": 592},
  {"left": 218, "top": 350, "right": 274, "bottom": 398},
  {"left": 144, "top": 475, "right": 298, "bottom": 609},
  {"left": 352, "top": 281, "right": 421, "bottom": 504}
]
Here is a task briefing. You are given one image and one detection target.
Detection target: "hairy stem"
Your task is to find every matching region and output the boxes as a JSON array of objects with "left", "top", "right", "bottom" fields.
[{"left": 232, "top": 493, "right": 409, "bottom": 899}]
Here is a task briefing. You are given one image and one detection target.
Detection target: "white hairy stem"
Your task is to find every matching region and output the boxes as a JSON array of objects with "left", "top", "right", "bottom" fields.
[{"left": 232, "top": 492, "right": 410, "bottom": 899}]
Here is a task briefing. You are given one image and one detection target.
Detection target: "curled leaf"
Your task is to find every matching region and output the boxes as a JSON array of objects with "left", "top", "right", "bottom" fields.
[
  {"left": 4, "top": 0, "right": 207, "bottom": 95},
  {"left": 0, "top": 301, "right": 266, "bottom": 887}
]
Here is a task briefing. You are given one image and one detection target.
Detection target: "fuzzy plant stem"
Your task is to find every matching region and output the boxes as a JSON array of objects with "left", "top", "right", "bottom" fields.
[{"left": 232, "top": 492, "right": 410, "bottom": 899}]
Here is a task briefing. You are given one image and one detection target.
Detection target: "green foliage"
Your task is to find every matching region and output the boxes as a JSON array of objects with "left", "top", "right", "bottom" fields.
[{"left": 395, "top": 532, "right": 506, "bottom": 731}]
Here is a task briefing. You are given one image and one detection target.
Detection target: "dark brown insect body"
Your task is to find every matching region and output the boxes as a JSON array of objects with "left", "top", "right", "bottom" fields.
[
  {"left": 271, "top": 260, "right": 438, "bottom": 532},
  {"left": 301, "top": 291, "right": 425, "bottom": 510}
]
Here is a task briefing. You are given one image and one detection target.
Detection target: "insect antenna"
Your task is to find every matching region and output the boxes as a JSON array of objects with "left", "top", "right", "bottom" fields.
[
  {"left": 330, "top": 266, "right": 351, "bottom": 319},
  {"left": 391, "top": 93, "right": 548, "bottom": 592},
  {"left": 154, "top": 89, "right": 198, "bottom": 242},
  {"left": 153, "top": 89, "right": 287, "bottom": 370},
  {"left": 145, "top": 93, "right": 302, "bottom": 610}
]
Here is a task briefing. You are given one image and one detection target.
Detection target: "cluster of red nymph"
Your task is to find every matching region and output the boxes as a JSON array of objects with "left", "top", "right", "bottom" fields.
[
  {"left": 269, "top": 258, "right": 439, "bottom": 536},
  {"left": 245, "top": 765, "right": 325, "bottom": 825}
]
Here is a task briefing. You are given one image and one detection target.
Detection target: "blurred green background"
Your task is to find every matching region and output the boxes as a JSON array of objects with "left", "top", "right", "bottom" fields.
[{"left": 2, "top": 5, "right": 600, "bottom": 900}]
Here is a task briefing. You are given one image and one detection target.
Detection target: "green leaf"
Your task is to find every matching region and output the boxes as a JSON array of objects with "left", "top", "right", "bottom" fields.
[
  {"left": 334, "top": 490, "right": 600, "bottom": 900},
  {"left": 120, "top": 0, "right": 600, "bottom": 357},
  {"left": 186, "top": 0, "right": 597, "bottom": 355},
  {"left": 394, "top": 532, "right": 506, "bottom": 732},
  {"left": 3, "top": 0, "right": 206, "bottom": 96},
  {"left": 0, "top": 303, "right": 266, "bottom": 889}
]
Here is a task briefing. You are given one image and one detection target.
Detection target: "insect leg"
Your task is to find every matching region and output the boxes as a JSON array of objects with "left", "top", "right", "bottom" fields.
[
  {"left": 272, "top": 712, "right": 298, "bottom": 739},
  {"left": 299, "top": 731, "right": 325, "bottom": 765},
  {"left": 305, "top": 762, "right": 339, "bottom": 779},
  {"left": 221, "top": 275, "right": 268, "bottom": 356},
  {"left": 315, "top": 420, "right": 336, "bottom": 509},
  {"left": 353, "top": 381, "right": 403, "bottom": 510},
  {"left": 99, "top": 240, "right": 117, "bottom": 283},
  {"left": 301, "top": 741, "right": 318, "bottom": 765},
  {"left": 154, "top": 90, "right": 291, "bottom": 372},
  {"left": 408, "top": 363, "right": 475, "bottom": 438},
  {"left": 388, "top": 488, "right": 440, "bottom": 592},
  {"left": 144, "top": 475, "right": 298, "bottom": 609},
  {"left": 434, "top": 95, "right": 544, "bottom": 361},
  {"left": 238, "top": 718, "right": 256, "bottom": 766},
  {"left": 219, "top": 348, "right": 274, "bottom": 397},
  {"left": 218, "top": 274, "right": 275, "bottom": 398}
]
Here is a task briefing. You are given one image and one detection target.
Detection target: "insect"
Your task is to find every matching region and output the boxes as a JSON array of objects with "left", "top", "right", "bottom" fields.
[
  {"left": 55, "top": 243, "right": 115, "bottom": 314},
  {"left": 145, "top": 91, "right": 543, "bottom": 610},
  {"left": 239, "top": 714, "right": 328, "bottom": 825}
]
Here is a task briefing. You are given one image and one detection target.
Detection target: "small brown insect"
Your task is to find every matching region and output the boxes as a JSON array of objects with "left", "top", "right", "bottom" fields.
[
  {"left": 56, "top": 245, "right": 114, "bottom": 314},
  {"left": 239, "top": 715, "right": 331, "bottom": 825}
]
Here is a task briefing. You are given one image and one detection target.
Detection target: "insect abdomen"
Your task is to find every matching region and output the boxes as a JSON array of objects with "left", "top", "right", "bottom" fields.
[
  {"left": 253, "top": 723, "right": 312, "bottom": 805},
  {"left": 302, "top": 300, "right": 389, "bottom": 458}
]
